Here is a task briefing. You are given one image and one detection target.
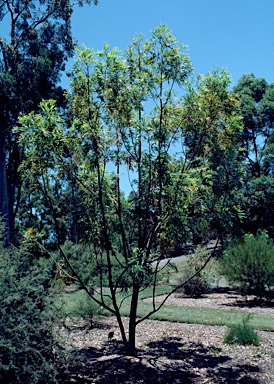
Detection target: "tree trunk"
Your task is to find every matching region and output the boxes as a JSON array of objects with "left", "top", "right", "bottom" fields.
[
  {"left": 126, "top": 280, "right": 140, "bottom": 356},
  {"left": 0, "top": 130, "right": 10, "bottom": 245}
]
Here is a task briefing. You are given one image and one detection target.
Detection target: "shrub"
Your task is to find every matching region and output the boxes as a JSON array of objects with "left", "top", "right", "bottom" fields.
[
  {"left": 0, "top": 238, "right": 60, "bottom": 383},
  {"left": 180, "top": 276, "right": 211, "bottom": 297},
  {"left": 219, "top": 231, "right": 274, "bottom": 299},
  {"left": 178, "top": 246, "right": 212, "bottom": 298},
  {"left": 224, "top": 314, "right": 260, "bottom": 346}
]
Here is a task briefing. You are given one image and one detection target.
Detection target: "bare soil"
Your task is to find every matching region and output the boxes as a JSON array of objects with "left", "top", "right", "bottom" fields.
[{"left": 57, "top": 291, "right": 274, "bottom": 383}]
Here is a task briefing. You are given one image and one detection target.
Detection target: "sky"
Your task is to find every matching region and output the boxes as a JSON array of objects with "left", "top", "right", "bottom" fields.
[
  {"left": 67, "top": 0, "right": 274, "bottom": 88},
  {"left": 0, "top": 1, "right": 273, "bottom": 87}
]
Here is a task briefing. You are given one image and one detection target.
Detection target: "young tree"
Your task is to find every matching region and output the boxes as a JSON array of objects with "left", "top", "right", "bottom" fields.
[
  {"left": 0, "top": 0, "right": 98, "bottom": 243},
  {"left": 16, "top": 26, "right": 242, "bottom": 356}
]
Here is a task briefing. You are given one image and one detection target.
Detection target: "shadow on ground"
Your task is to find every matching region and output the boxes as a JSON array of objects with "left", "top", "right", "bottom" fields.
[
  {"left": 211, "top": 287, "right": 274, "bottom": 308},
  {"left": 57, "top": 335, "right": 260, "bottom": 383}
]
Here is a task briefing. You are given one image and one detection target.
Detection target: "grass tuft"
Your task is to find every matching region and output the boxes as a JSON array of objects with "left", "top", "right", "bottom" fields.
[{"left": 224, "top": 314, "right": 260, "bottom": 345}]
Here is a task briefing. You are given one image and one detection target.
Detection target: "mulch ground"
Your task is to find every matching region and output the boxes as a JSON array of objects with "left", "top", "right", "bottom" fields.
[{"left": 57, "top": 291, "right": 274, "bottom": 383}]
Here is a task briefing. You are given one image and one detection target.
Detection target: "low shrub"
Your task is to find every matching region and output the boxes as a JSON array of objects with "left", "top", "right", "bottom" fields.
[
  {"left": 224, "top": 314, "right": 260, "bottom": 346},
  {"left": 177, "top": 246, "right": 212, "bottom": 298},
  {"left": 180, "top": 276, "right": 211, "bottom": 297}
]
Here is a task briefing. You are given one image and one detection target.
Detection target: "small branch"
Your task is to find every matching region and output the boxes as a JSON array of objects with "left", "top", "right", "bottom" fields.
[{"left": 33, "top": 238, "right": 116, "bottom": 314}]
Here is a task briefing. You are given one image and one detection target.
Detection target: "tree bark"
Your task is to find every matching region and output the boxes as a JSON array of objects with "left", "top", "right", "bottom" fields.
[{"left": 127, "top": 280, "right": 140, "bottom": 356}]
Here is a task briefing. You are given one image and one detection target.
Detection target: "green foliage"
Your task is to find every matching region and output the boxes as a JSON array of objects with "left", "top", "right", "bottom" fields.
[
  {"left": 234, "top": 74, "right": 274, "bottom": 236},
  {"left": 0, "top": 0, "right": 98, "bottom": 242},
  {"left": 241, "top": 176, "right": 274, "bottom": 237},
  {"left": 179, "top": 275, "right": 210, "bottom": 298},
  {"left": 177, "top": 246, "right": 212, "bottom": 297},
  {"left": 0, "top": 235, "right": 60, "bottom": 383},
  {"left": 181, "top": 69, "right": 244, "bottom": 238},
  {"left": 224, "top": 314, "right": 260, "bottom": 346},
  {"left": 219, "top": 232, "right": 274, "bottom": 298},
  {"left": 235, "top": 74, "right": 274, "bottom": 174}
]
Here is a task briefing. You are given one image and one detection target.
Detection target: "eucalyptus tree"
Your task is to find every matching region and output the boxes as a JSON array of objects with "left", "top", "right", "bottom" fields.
[
  {"left": 0, "top": 0, "right": 98, "bottom": 243},
  {"left": 234, "top": 74, "right": 274, "bottom": 236},
  {"left": 234, "top": 73, "right": 274, "bottom": 178},
  {"left": 16, "top": 26, "right": 242, "bottom": 356}
]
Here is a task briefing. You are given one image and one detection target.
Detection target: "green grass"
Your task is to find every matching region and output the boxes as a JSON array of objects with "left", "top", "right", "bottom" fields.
[
  {"left": 58, "top": 289, "right": 106, "bottom": 317},
  {"left": 132, "top": 301, "right": 274, "bottom": 330},
  {"left": 59, "top": 285, "right": 274, "bottom": 331},
  {"left": 155, "top": 256, "right": 188, "bottom": 282}
]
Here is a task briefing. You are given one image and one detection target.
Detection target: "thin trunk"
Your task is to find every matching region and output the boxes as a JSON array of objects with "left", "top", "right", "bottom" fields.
[
  {"left": 127, "top": 280, "right": 139, "bottom": 356},
  {"left": 252, "top": 126, "right": 260, "bottom": 177},
  {"left": 116, "top": 149, "right": 129, "bottom": 261},
  {"left": 0, "top": 130, "right": 10, "bottom": 245},
  {"left": 92, "top": 134, "right": 131, "bottom": 354}
]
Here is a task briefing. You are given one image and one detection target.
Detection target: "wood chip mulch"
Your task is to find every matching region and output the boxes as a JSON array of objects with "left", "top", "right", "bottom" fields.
[{"left": 57, "top": 293, "right": 274, "bottom": 384}]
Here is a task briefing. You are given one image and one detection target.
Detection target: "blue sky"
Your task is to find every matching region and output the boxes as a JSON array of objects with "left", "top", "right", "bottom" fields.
[
  {"left": 0, "top": 1, "right": 273, "bottom": 87},
  {"left": 69, "top": 0, "right": 274, "bottom": 88}
]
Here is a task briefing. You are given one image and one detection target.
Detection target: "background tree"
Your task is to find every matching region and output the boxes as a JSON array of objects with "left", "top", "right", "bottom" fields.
[
  {"left": 234, "top": 74, "right": 268, "bottom": 178},
  {"left": 16, "top": 26, "right": 243, "bottom": 356},
  {"left": 0, "top": 0, "right": 98, "bottom": 243},
  {"left": 234, "top": 74, "right": 274, "bottom": 236},
  {"left": 181, "top": 70, "right": 244, "bottom": 241}
]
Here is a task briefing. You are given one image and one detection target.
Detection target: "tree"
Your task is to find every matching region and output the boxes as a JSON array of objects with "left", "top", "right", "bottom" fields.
[
  {"left": 0, "top": 0, "right": 98, "bottom": 244},
  {"left": 234, "top": 74, "right": 274, "bottom": 236},
  {"left": 16, "top": 26, "right": 243, "bottom": 356},
  {"left": 219, "top": 232, "right": 274, "bottom": 299},
  {"left": 234, "top": 73, "right": 274, "bottom": 178},
  {"left": 182, "top": 70, "right": 244, "bottom": 240},
  {"left": 234, "top": 74, "right": 268, "bottom": 178}
]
